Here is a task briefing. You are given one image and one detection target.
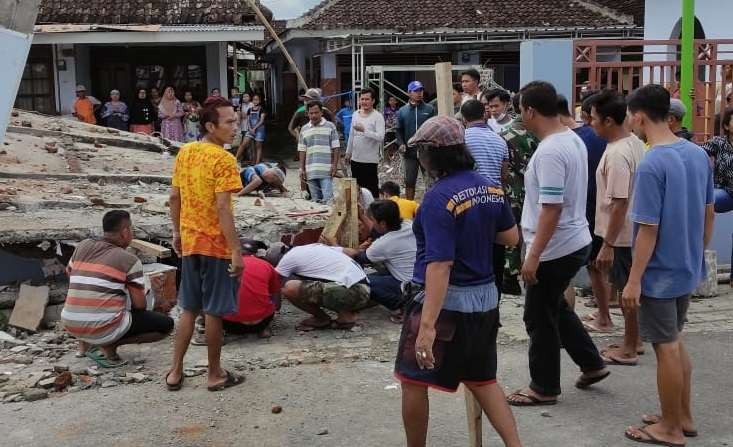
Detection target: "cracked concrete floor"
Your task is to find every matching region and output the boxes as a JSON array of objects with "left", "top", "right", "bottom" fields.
[{"left": 2, "top": 292, "right": 733, "bottom": 447}]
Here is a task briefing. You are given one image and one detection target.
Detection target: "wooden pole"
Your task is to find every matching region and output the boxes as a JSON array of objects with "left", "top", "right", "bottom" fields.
[
  {"left": 434, "top": 61, "right": 483, "bottom": 446},
  {"left": 245, "top": 0, "right": 308, "bottom": 91},
  {"left": 435, "top": 62, "right": 454, "bottom": 117}
]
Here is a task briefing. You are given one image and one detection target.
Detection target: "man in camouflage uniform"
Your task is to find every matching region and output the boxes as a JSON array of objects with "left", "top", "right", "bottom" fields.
[{"left": 500, "top": 97, "right": 539, "bottom": 295}]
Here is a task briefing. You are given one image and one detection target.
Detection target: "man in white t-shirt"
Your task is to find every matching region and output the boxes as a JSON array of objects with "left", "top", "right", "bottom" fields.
[
  {"left": 276, "top": 244, "right": 370, "bottom": 330},
  {"left": 589, "top": 90, "right": 646, "bottom": 366},
  {"left": 343, "top": 200, "right": 416, "bottom": 314},
  {"left": 507, "top": 81, "right": 609, "bottom": 407}
]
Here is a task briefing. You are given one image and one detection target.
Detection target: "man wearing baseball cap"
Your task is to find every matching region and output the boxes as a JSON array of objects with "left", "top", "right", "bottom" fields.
[
  {"left": 395, "top": 80, "right": 436, "bottom": 200},
  {"left": 393, "top": 115, "right": 522, "bottom": 446},
  {"left": 667, "top": 98, "right": 693, "bottom": 141}
]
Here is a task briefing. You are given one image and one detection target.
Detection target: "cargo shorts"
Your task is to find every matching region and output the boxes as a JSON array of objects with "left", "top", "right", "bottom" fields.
[{"left": 300, "top": 280, "right": 370, "bottom": 312}]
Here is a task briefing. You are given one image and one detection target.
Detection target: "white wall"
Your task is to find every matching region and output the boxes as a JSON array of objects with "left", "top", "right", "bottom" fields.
[
  {"left": 645, "top": 0, "right": 733, "bottom": 41},
  {"left": 520, "top": 39, "right": 574, "bottom": 100},
  {"left": 0, "top": 28, "right": 33, "bottom": 142},
  {"left": 54, "top": 44, "right": 80, "bottom": 115}
]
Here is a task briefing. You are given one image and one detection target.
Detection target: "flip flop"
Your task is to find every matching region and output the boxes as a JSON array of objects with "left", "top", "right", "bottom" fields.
[
  {"left": 605, "top": 343, "right": 645, "bottom": 356},
  {"left": 331, "top": 320, "right": 357, "bottom": 331},
  {"left": 583, "top": 320, "right": 614, "bottom": 333},
  {"left": 642, "top": 414, "right": 698, "bottom": 438},
  {"left": 207, "top": 370, "right": 245, "bottom": 392},
  {"left": 506, "top": 391, "right": 557, "bottom": 407},
  {"left": 165, "top": 372, "right": 184, "bottom": 391},
  {"left": 575, "top": 370, "right": 611, "bottom": 389},
  {"left": 601, "top": 352, "right": 638, "bottom": 366},
  {"left": 295, "top": 318, "right": 332, "bottom": 332},
  {"left": 625, "top": 425, "right": 686, "bottom": 446},
  {"left": 86, "top": 347, "right": 128, "bottom": 369}
]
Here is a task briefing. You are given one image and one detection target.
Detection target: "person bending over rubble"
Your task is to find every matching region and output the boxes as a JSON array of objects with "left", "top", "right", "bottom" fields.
[
  {"left": 343, "top": 200, "right": 416, "bottom": 319},
  {"left": 60, "top": 210, "right": 174, "bottom": 368},
  {"left": 237, "top": 162, "right": 288, "bottom": 196},
  {"left": 273, "top": 243, "right": 370, "bottom": 331}
]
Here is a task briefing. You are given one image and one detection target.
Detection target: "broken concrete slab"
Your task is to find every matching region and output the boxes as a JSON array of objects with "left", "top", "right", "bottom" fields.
[
  {"left": 8, "top": 284, "right": 50, "bottom": 332},
  {"left": 6, "top": 126, "right": 168, "bottom": 154},
  {"left": 42, "top": 304, "right": 64, "bottom": 328}
]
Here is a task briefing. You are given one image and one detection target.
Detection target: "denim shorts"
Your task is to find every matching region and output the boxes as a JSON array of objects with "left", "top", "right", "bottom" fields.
[
  {"left": 179, "top": 255, "right": 239, "bottom": 317},
  {"left": 638, "top": 294, "right": 690, "bottom": 344}
]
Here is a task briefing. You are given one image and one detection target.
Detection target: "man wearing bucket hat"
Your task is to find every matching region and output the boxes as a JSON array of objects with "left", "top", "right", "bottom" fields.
[
  {"left": 393, "top": 115, "right": 522, "bottom": 446},
  {"left": 395, "top": 80, "right": 436, "bottom": 200}
]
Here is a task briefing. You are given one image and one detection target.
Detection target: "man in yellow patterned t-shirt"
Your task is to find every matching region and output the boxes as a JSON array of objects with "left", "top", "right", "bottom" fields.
[{"left": 166, "top": 97, "right": 245, "bottom": 392}]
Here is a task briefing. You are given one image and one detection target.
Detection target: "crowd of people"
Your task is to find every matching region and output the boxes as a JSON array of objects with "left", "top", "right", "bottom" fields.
[{"left": 58, "top": 68, "right": 731, "bottom": 445}]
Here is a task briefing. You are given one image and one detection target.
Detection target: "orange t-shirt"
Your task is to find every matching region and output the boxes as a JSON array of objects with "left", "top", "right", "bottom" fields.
[
  {"left": 74, "top": 98, "right": 96, "bottom": 124},
  {"left": 172, "top": 142, "right": 243, "bottom": 259}
]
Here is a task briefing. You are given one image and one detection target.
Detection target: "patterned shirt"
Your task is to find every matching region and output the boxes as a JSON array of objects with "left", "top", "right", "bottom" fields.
[
  {"left": 501, "top": 116, "right": 539, "bottom": 209},
  {"left": 702, "top": 136, "right": 733, "bottom": 195},
  {"left": 172, "top": 142, "right": 243, "bottom": 259},
  {"left": 61, "top": 240, "right": 144, "bottom": 345},
  {"left": 298, "top": 118, "right": 340, "bottom": 180},
  {"left": 465, "top": 122, "right": 509, "bottom": 184}
]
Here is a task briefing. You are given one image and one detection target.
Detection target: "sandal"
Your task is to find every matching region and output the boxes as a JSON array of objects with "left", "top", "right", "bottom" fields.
[
  {"left": 331, "top": 320, "right": 356, "bottom": 331},
  {"left": 295, "top": 318, "right": 332, "bottom": 332},
  {"left": 207, "top": 370, "right": 245, "bottom": 392},
  {"left": 165, "top": 372, "right": 184, "bottom": 391},
  {"left": 625, "top": 425, "right": 686, "bottom": 446},
  {"left": 506, "top": 390, "right": 557, "bottom": 407},
  {"left": 86, "top": 347, "right": 128, "bottom": 369},
  {"left": 604, "top": 343, "right": 645, "bottom": 356},
  {"left": 575, "top": 370, "right": 610, "bottom": 389},
  {"left": 602, "top": 352, "right": 639, "bottom": 366},
  {"left": 642, "top": 414, "right": 698, "bottom": 438}
]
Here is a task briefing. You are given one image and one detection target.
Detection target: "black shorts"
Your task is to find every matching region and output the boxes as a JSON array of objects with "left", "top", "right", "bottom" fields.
[
  {"left": 222, "top": 314, "right": 274, "bottom": 335},
  {"left": 394, "top": 301, "right": 499, "bottom": 393},
  {"left": 122, "top": 310, "right": 174, "bottom": 339},
  {"left": 610, "top": 247, "right": 632, "bottom": 290},
  {"left": 588, "top": 235, "right": 604, "bottom": 264}
]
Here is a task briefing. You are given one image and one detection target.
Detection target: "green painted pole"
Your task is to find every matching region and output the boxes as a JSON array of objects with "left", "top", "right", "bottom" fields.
[{"left": 680, "top": 0, "right": 695, "bottom": 129}]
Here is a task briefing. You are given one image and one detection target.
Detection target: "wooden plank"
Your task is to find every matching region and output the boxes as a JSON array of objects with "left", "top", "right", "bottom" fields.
[
  {"left": 344, "top": 178, "right": 360, "bottom": 249},
  {"left": 9, "top": 284, "right": 50, "bottom": 332},
  {"left": 320, "top": 180, "right": 348, "bottom": 245},
  {"left": 319, "top": 178, "right": 360, "bottom": 248},
  {"left": 464, "top": 387, "right": 483, "bottom": 447},
  {"left": 435, "top": 62, "right": 454, "bottom": 117},
  {"left": 129, "top": 239, "right": 171, "bottom": 259}
]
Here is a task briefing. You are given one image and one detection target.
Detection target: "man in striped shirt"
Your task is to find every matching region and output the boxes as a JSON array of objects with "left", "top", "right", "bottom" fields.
[
  {"left": 298, "top": 101, "right": 340, "bottom": 203},
  {"left": 61, "top": 210, "right": 174, "bottom": 367},
  {"left": 462, "top": 99, "right": 510, "bottom": 299}
]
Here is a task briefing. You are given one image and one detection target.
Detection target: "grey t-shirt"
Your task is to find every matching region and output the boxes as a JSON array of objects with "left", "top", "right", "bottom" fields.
[{"left": 366, "top": 220, "right": 416, "bottom": 282}]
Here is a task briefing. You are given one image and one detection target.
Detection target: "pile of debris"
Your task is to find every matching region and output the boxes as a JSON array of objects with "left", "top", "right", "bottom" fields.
[{"left": 0, "top": 327, "right": 154, "bottom": 403}]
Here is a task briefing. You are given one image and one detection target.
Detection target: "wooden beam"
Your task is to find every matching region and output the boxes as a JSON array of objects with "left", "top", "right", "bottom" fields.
[
  {"left": 435, "top": 62, "right": 454, "bottom": 117},
  {"left": 129, "top": 239, "right": 171, "bottom": 258},
  {"left": 245, "top": 0, "right": 308, "bottom": 91},
  {"left": 319, "top": 178, "right": 360, "bottom": 248}
]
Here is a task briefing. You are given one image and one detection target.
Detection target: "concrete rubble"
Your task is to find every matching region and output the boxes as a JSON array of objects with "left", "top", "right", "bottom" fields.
[{"left": 0, "top": 110, "right": 334, "bottom": 401}]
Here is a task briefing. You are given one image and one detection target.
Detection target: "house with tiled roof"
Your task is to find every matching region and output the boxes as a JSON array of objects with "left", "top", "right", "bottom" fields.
[
  {"left": 265, "top": 0, "right": 644, "bottom": 115},
  {"left": 15, "top": 0, "right": 267, "bottom": 115}
]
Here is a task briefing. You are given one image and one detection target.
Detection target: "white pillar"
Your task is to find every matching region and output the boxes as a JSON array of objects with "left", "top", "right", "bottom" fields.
[
  {"left": 219, "top": 41, "right": 228, "bottom": 98},
  {"left": 1, "top": 29, "right": 33, "bottom": 142},
  {"left": 519, "top": 39, "right": 573, "bottom": 100}
]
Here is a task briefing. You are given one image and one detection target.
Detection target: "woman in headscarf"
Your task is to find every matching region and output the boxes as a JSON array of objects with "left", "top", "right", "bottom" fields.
[
  {"left": 101, "top": 90, "right": 129, "bottom": 131},
  {"left": 182, "top": 91, "right": 202, "bottom": 142},
  {"left": 158, "top": 87, "right": 185, "bottom": 142},
  {"left": 129, "top": 88, "right": 155, "bottom": 135}
]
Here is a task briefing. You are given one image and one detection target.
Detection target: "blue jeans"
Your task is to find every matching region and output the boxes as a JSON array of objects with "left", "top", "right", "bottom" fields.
[
  {"left": 714, "top": 188, "right": 733, "bottom": 213},
  {"left": 307, "top": 177, "right": 333, "bottom": 203},
  {"left": 367, "top": 272, "right": 404, "bottom": 310}
]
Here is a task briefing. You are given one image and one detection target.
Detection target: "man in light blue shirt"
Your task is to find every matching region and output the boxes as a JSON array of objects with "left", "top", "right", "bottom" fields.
[{"left": 623, "top": 84, "right": 714, "bottom": 447}]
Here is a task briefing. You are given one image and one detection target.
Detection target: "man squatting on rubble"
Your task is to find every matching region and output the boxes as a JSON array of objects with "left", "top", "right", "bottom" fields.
[{"left": 61, "top": 210, "right": 174, "bottom": 368}]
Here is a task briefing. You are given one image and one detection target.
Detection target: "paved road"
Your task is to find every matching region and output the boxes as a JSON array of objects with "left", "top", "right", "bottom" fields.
[{"left": 1, "top": 328, "right": 732, "bottom": 446}]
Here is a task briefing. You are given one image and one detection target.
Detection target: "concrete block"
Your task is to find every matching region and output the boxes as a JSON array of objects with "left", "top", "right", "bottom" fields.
[
  {"left": 42, "top": 303, "right": 64, "bottom": 327},
  {"left": 8, "top": 284, "right": 49, "bottom": 331}
]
